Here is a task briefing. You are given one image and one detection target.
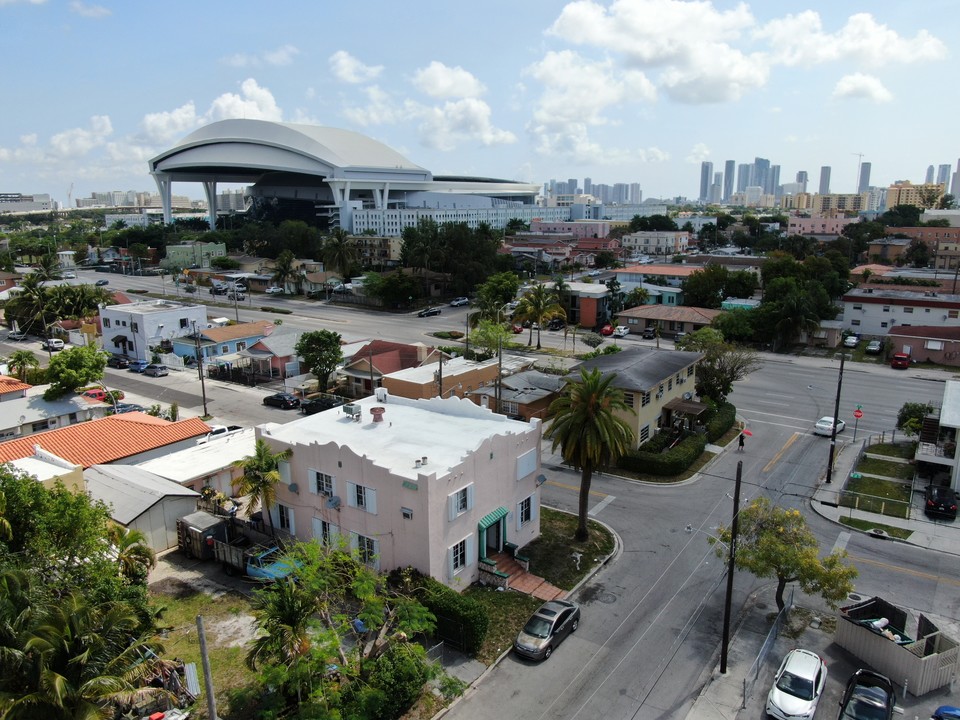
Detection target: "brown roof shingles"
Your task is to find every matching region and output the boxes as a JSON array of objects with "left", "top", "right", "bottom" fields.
[{"left": 0, "top": 414, "right": 211, "bottom": 467}]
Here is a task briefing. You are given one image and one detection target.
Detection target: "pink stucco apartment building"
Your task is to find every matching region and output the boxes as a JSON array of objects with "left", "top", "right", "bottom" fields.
[{"left": 258, "top": 392, "right": 543, "bottom": 589}]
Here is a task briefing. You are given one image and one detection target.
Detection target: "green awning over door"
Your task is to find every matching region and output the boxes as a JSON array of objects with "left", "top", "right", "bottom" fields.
[{"left": 478, "top": 506, "right": 508, "bottom": 529}]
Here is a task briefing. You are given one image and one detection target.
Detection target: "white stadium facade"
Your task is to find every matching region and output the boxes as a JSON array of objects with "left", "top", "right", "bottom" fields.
[{"left": 148, "top": 119, "right": 574, "bottom": 235}]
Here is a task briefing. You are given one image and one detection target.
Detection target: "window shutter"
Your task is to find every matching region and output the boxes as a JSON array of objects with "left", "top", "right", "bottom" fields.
[
  {"left": 311, "top": 516, "right": 323, "bottom": 540},
  {"left": 465, "top": 534, "right": 475, "bottom": 568},
  {"left": 447, "top": 546, "right": 455, "bottom": 579},
  {"left": 308, "top": 470, "right": 318, "bottom": 495},
  {"left": 287, "top": 511, "right": 296, "bottom": 537},
  {"left": 372, "top": 539, "right": 381, "bottom": 572},
  {"left": 329, "top": 476, "right": 336, "bottom": 497},
  {"left": 466, "top": 483, "right": 474, "bottom": 511},
  {"left": 367, "top": 488, "right": 377, "bottom": 515},
  {"left": 517, "top": 502, "right": 523, "bottom": 532},
  {"left": 531, "top": 496, "right": 539, "bottom": 525},
  {"left": 448, "top": 493, "right": 457, "bottom": 522},
  {"left": 269, "top": 506, "right": 279, "bottom": 529},
  {"left": 278, "top": 461, "right": 291, "bottom": 485},
  {"left": 349, "top": 532, "right": 359, "bottom": 553},
  {"left": 346, "top": 482, "right": 357, "bottom": 508}
]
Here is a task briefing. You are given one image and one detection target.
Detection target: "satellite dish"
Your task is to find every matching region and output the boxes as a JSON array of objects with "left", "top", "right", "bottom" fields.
[
  {"left": 326, "top": 496, "right": 341, "bottom": 509},
  {"left": 683, "top": 392, "right": 692, "bottom": 400}
]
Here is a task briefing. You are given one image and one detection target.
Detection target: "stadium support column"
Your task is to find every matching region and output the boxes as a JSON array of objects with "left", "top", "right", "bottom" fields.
[
  {"left": 153, "top": 173, "right": 173, "bottom": 224},
  {"left": 203, "top": 181, "right": 219, "bottom": 231}
]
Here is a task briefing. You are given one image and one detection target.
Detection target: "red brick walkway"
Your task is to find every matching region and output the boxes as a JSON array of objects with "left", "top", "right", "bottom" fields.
[{"left": 489, "top": 553, "right": 566, "bottom": 601}]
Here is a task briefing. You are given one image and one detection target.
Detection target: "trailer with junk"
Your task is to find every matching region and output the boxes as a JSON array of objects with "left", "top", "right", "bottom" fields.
[
  {"left": 834, "top": 595, "right": 959, "bottom": 696},
  {"left": 176, "top": 510, "right": 298, "bottom": 581}
]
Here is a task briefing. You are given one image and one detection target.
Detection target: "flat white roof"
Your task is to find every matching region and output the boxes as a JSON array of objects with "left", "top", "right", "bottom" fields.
[
  {"left": 7, "top": 456, "right": 70, "bottom": 483},
  {"left": 942, "top": 380, "right": 960, "bottom": 429},
  {"left": 386, "top": 356, "right": 498, "bottom": 384},
  {"left": 136, "top": 428, "right": 257, "bottom": 483},
  {"left": 261, "top": 395, "right": 537, "bottom": 479}
]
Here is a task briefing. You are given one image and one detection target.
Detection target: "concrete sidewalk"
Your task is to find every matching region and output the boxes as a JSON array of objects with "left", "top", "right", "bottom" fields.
[{"left": 685, "top": 434, "right": 960, "bottom": 719}]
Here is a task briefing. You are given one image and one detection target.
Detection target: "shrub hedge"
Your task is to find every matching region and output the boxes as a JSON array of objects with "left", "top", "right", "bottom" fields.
[
  {"left": 387, "top": 568, "right": 488, "bottom": 655},
  {"left": 619, "top": 433, "right": 707, "bottom": 476},
  {"left": 706, "top": 402, "right": 736, "bottom": 442}
]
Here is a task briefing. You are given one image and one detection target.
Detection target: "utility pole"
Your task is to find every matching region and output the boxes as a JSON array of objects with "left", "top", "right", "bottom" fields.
[
  {"left": 196, "top": 615, "right": 219, "bottom": 720},
  {"left": 192, "top": 321, "right": 209, "bottom": 417},
  {"left": 720, "top": 461, "right": 742, "bottom": 674},
  {"left": 825, "top": 353, "right": 846, "bottom": 484}
]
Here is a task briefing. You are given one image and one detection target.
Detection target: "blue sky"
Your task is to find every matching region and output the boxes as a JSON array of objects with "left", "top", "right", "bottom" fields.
[{"left": 0, "top": 0, "right": 955, "bottom": 204}]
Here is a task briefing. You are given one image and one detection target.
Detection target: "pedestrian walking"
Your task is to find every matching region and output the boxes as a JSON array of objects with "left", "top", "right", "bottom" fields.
[{"left": 738, "top": 432, "right": 745, "bottom": 451}]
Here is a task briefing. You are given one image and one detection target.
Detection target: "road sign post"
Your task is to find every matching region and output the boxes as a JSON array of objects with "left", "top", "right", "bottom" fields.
[{"left": 853, "top": 407, "right": 863, "bottom": 441}]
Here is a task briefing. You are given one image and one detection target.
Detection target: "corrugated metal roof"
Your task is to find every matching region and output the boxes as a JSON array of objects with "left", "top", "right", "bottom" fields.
[
  {"left": 84, "top": 465, "right": 199, "bottom": 524},
  {"left": 569, "top": 348, "right": 702, "bottom": 393}
]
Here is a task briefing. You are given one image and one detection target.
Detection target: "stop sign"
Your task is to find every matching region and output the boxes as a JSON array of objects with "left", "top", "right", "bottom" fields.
[{"left": 853, "top": 409, "right": 863, "bottom": 419}]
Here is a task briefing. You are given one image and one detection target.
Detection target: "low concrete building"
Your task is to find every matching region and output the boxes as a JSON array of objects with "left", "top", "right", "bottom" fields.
[
  {"left": 136, "top": 427, "right": 257, "bottom": 496},
  {"left": 100, "top": 299, "right": 207, "bottom": 362},
  {"left": 616, "top": 305, "right": 723, "bottom": 338},
  {"left": 382, "top": 356, "right": 501, "bottom": 401},
  {"left": 258, "top": 393, "right": 543, "bottom": 589},
  {"left": 0, "top": 393, "right": 103, "bottom": 440},
  {"left": 841, "top": 288, "right": 960, "bottom": 336}
]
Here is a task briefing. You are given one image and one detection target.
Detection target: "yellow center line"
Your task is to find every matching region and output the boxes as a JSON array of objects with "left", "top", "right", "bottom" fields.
[
  {"left": 546, "top": 479, "right": 607, "bottom": 497},
  {"left": 849, "top": 554, "right": 960, "bottom": 587},
  {"left": 763, "top": 432, "right": 801, "bottom": 473}
]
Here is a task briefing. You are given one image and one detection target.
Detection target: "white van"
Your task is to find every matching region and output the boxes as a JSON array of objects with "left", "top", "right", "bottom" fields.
[{"left": 45, "top": 338, "right": 65, "bottom": 351}]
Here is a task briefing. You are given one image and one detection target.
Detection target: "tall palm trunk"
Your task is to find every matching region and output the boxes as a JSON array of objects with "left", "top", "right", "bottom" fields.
[{"left": 576, "top": 461, "right": 594, "bottom": 541}]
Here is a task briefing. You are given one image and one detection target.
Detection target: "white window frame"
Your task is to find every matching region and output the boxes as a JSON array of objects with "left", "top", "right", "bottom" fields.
[
  {"left": 346, "top": 482, "right": 377, "bottom": 514},
  {"left": 311, "top": 517, "right": 339, "bottom": 546},
  {"left": 448, "top": 534, "right": 475, "bottom": 578},
  {"left": 448, "top": 483, "right": 475, "bottom": 521},
  {"left": 350, "top": 532, "right": 379, "bottom": 570},
  {"left": 276, "top": 503, "right": 294, "bottom": 534},
  {"left": 309, "top": 470, "right": 335, "bottom": 497}
]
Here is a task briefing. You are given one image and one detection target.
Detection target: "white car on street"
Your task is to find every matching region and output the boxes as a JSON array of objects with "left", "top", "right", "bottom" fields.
[
  {"left": 813, "top": 416, "right": 846, "bottom": 436},
  {"left": 766, "top": 649, "right": 827, "bottom": 720},
  {"left": 612, "top": 326, "right": 629, "bottom": 338},
  {"left": 264, "top": 286, "right": 284, "bottom": 294}
]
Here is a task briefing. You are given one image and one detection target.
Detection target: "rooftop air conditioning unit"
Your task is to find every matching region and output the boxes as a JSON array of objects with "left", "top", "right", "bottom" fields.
[{"left": 343, "top": 403, "right": 362, "bottom": 417}]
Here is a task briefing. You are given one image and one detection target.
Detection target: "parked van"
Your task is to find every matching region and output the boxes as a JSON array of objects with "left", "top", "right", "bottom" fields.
[{"left": 45, "top": 338, "right": 64, "bottom": 351}]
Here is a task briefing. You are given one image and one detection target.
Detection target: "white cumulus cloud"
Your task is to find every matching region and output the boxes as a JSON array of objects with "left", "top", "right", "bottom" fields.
[
  {"left": 832, "top": 73, "right": 893, "bottom": 103},
  {"left": 206, "top": 78, "right": 283, "bottom": 122},
  {"left": 141, "top": 102, "right": 199, "bottom": 143},
  {"left": 413, "top": 61, "right": 486, "bottom": 99},
  {"left": 686, "top": 143, "right": 711, "bottom": 163},
  {"left": 329, "top": 50, "right": 383, "bottom": 84},
  {"left": 342, "top": 86, "right": 416, "bottom": 127},
  {"left": 49, "top": 115, "right": 113, "bottom": 157},
  {"left": 417, "top": 98, "right": 515, "bottom": 150}
]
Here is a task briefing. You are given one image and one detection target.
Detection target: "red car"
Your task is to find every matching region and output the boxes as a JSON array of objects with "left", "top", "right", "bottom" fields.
[
  {"left": 890, "top": 353, "right": 910, "bottom": 369},
  {"left": 599, "top": 324, "right": 614, "bottom": 336},
  {"left": 512, "top": 324, "right": 523, "bottom": 334}
]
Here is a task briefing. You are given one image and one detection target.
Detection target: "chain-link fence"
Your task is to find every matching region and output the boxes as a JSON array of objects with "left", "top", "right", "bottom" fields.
[{"left": 742, "top": 586, "right": 794, "bottom": 708}]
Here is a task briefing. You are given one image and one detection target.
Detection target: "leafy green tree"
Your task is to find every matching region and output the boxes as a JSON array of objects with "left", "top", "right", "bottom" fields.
[
  {"left": 367, "top": 269, "right": 420, "bottom": 308},
  {"left": 725, "top": 270, "right": 759, "bottom": 299},
  {"left": 295, "top": 329, "right": 344, "bottom": 391},
  {"left": 545, "top": 368, "right": 635, "bottom": 540},
  {"left": 675, "top": 328, "right": 761, "bottom": 403},
  {"left": 235, "top": 439, "right": 294, "bottom": 537},
  {"left": 43, "top": 344, "right": 107, "bottom": 400},
  {"left": 682, "top": 265, "right": 728, "bottom": 308},
  {"left": 468, "top": 319, "right": 510, "bottom": 359},
  {"left": 7, "top": 350, "right": 39, "bottom": 382},
  {"left": 210, "top": 255, "right": 241, "bottom": 270},
  {"left": 594, "top": 250, "right": 618, "bottom": 268},
  {"left": 514, "top": 284, "right": 563, "bottom": 349},
  {"left": 579, "top": 331, "right": 604, "bottom": 349},
  {"left": 712, "top": 498, "right": 857, "bottom": 612},
  {"left": 879, "top": 204, "right": 922, "bottom": 227},
  {"left": 903, "top": 240, "right": 931, "bottom": 268},
  {"left": 629, "top": 214, "right": 677, "bottom": 231},
  {"left": 711, "top": 308, "right": 755, "bottom": 343},
  {"left": 625, "top": 286, "right": 650, "bottom": 308},
  {"left": 107, "top": 525, "right": 156, "bottom": 584},
  {"left": 896, "top": 402, "right": 935, "bottom": 436}
]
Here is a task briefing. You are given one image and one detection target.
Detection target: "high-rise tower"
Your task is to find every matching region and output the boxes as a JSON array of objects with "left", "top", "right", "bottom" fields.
[
  {"left": 699, "top": 161, "right": 714, "bottom": 203},
  {"left": 818, "top": 166, "right": 831, "bottom": 195},
  {"left": 857, "top": 162, "right": 872, "bottom": 194}
]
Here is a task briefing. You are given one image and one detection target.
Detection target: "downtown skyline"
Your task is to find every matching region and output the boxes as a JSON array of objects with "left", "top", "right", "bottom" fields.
[{"left": 0, "top": 1, "right": 956, "bottom": 206}]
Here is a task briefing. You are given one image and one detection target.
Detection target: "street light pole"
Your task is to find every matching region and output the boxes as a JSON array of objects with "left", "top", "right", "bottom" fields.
[
  {"left": 825, "top": 353, "right": 847, "bottom": 484},
  {"left": 192, "top": 320, "right": 209, "bottom": 417}
]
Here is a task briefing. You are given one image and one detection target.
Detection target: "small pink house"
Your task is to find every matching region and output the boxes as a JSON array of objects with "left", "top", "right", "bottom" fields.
[{"left": 259, "top": 393, "right": 543, "bottom": 590}]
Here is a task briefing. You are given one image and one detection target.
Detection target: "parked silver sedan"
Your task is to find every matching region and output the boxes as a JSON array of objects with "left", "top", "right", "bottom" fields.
[{"left": 513, "top": 599, "right": 580, "bottom": 661}]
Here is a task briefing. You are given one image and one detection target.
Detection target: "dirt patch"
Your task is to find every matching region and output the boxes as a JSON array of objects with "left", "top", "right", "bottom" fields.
[
  {"left": 207, "top": 614, "right": 261, "bottom": 648},
  {"left": 150, "top": 576, "right": 199, "bottom": 599}
]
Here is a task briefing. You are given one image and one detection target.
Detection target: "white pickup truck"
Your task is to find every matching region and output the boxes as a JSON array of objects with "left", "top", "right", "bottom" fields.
[{"left": 197, "top": 424, "right": 243, "bottom": 444}]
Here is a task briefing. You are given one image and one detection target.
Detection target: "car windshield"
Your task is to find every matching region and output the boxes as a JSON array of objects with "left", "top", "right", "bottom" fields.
[
  {"left": 522, "top": 616, "right": 553, "bottom": 639},
  {"left": 841, "top": 697, "right": 887, "bottom": 720},
  {"left": 776, "top": 670, "right": 814, "bottom": 700}
]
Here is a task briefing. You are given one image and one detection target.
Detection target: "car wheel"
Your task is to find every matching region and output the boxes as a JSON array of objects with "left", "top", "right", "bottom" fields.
[
  {"left": 571, "top": 618, "right": 579, "bottom": 632},
  {"left": 543, "top": 645, "right": 553, "bottom": 660}
]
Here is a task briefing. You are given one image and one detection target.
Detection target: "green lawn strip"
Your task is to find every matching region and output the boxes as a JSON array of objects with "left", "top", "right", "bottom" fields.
[
  {"left": 855, "top": 456, "right": 915, "bottom": 480},
  {"left": 841, "top": 475, "right": 912, "bottom": 518},
  {"left": 152, "top": 581, "right": 260, "bottom": 718},
  {"left": 839, "top": 516, "right": 913, "bottom": 540},
  {"left": 463, "top": 587, "right": 543, "bottom": 665},
  {"left": 865, "top": 442, "right": 917, "bottom": 460},
  {"left": 521, "top": 508, "right": 615, "bottom": 588},
  {"left": 613, "top": 449, "right": 718, "bottom": 484}
]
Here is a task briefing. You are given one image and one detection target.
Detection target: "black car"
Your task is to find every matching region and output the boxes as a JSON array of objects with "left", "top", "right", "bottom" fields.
[
  {"left": 106, "top": 355, "right": 130, "bottom": 369},
  {"left": 417, "top": 307, "right": 441, "bottom": 317},
  {"left": 95, "top": 279, "right": 109, "bottom": 286},
  {"left": 837, "top": 669, "right": 895, "bottom": 720},
  {"left": 924, "top": 485, "right": 958, "bottom": 519},
  {"left": 263, "top": 392, "right": 300, "bottom": 410},
  {"left": 642, "top": 327, "right": 657, "bottom": 339},
  {"left": 547, "top": 318, "right": 565, "bottom": 331},
  {"left": 300, "top": 397, "right": 345, "bottom": 415}
]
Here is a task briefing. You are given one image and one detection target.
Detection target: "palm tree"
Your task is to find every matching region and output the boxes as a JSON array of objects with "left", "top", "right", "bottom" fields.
[
  {"left": 625, "top": 287, "right": 650, "bottom": 308},
  {"left": 107, "top": 525, "right": 156, "bottom": 582},
  {"left": 8, "top": 350, "right": 39, "bottom": 382},
  {"left": 322, "top": 227, "right": 359, "bottom": 281},
  {"left": 246, "top": 576, "right": 316, "bottom": 671},
  {"left": 545, "top": 368, "right": 635, "bottom": 541},
  {"left": 271, "top": 250, "right": 298, "bottom": 293},
  {"left": 775, "top": 287, "right": 820, "bottom": 349},
  {"left": 4, "top": 592, "right": 170, "bottom": 720},
  {"left": 517, "top": 284, "right": 563, "bottom": 349},
  {"left": 0, "top": 492, "right": 12, "bottom": 541},
  {"left": 234, "top": 439, "right": 293, "bottom": 536}
]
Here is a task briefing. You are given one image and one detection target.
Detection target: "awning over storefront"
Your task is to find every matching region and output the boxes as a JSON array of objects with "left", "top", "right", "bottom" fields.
[
  {"left": 478, "top": 506, "right": 509, "bottom": 530},
  {"left": 111, "top": 334, "right": 128, "bottom": 345},
  {"left": 663, "top": 397, "right": 710, "bottom": 416}
]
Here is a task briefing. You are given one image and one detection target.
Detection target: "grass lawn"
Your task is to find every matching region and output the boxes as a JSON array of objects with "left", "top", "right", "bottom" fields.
[
  {"left": 463, "top": 587, "right": 543, "bottom": 665},
  {"left": 855, "top": 456, "right": 915, "bottom": 481},
  {"left": 841, "top": 475, "right": 912, "bottom": 518},
  {"left": 866, "top": 442, "right": 917, "bottom": 460},
  {"left": 151, "top": 578, "right": 260, "bottom": 719},
  {"left": 521, "top": 507, "right": 615, "bottom": 588},
  {"left": 839, "top": 516, "right": 913, "bottom": 540}
]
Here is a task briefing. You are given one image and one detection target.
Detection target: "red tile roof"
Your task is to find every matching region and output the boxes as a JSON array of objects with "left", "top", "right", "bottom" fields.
[
  {"left": 0, "top": 376, "right": 31, "bottom": 395},
  {"left": 0, "top": 414, "right": 211, "bottom": 467}
]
